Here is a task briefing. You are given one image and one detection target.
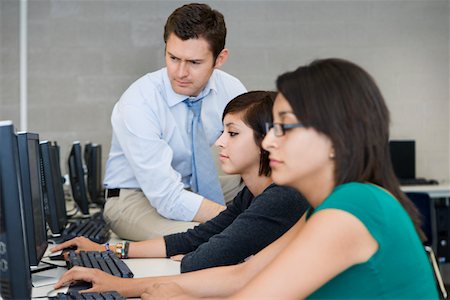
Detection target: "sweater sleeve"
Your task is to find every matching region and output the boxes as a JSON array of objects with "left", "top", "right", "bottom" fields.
[
  {"left": 164, "top": 188, "right": 251, "bottom": 257},
  {"left": 180, "top": 185, "right": 309, "bottom": 273}
]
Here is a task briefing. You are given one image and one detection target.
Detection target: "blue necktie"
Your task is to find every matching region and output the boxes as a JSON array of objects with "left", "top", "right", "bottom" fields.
[{"left": 184, "top": 98, "right": 225, "bottom": 205}]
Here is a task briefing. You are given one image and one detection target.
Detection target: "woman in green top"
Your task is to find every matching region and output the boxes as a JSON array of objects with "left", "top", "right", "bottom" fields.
[
  {"left": 56, "top": 59, "right": 439, "bottom": 299},
  {"left": 257, "top": 58, "right": 439, "bottom": 298}
]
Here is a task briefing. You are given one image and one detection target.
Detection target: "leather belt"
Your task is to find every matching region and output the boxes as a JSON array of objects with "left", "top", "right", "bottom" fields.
[{"left": 106, "top": 188, "right": 120, "bottom": 198}]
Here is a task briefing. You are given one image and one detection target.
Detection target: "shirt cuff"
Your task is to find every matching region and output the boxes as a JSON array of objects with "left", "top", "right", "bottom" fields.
[{"left": 178, "top": 189, "right": 204, "bottom": 221}]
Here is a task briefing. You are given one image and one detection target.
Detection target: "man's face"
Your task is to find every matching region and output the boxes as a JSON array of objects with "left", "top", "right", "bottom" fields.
[{"left": 165, "top": 33, "right": 218, "bottom": 97}]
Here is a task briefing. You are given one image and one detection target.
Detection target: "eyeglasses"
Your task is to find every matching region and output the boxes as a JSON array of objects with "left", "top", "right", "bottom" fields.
[{"left": 265, "top": 122, "right": 305, "bottom": 137}]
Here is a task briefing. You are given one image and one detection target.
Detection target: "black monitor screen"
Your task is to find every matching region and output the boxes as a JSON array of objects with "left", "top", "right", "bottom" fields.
[
  {"left": 389, "top": 140, "right": 416, "bottom": 180},
  {"left": 68, "top": 142, "right": 90, "bottom": 216},
  {"left": 0, "top": 121, "right": 32, "bottom": 300},
  {"left": 85, "top": 143, "right": 105, "bottom": 206},
  {"left": 18, "top": 132, "right": 48, "bottom": 267},
  {"left": 40, "top": 141, "right": 67, "bottom": 235}
]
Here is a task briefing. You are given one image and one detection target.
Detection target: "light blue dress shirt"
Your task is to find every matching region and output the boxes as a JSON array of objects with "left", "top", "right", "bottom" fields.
[{"left": 104, "top": 68, "right": 246, "bottom": 221}]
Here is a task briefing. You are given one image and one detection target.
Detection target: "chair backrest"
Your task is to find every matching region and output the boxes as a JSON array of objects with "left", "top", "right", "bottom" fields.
[
  {"left": 425, "top": 245, "right": 448, "bottom": 299},
  {"left": 406, "top": 192, "right": 433, "bottom": 245}
]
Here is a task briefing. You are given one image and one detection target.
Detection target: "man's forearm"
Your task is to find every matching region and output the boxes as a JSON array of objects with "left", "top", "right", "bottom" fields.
[{"left": 192, "top": 198, "right": 226, "bottom": 223}]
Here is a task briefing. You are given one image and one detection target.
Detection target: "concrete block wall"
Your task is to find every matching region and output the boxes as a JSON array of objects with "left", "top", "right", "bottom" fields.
[
  {"left": 1, "top": 0, "right": 20, "bottom": 127},
  {"left": 1, "top": 0, "right": 449, "bottom": 183}
]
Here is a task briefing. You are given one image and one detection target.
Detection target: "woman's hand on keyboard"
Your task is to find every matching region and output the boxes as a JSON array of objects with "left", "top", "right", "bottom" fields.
[
  {"left": 50, "top": 236, "right": 104, "bottom": 253},
  {"left": 54, "top": 266, "right": 123, "bottom": 293}
]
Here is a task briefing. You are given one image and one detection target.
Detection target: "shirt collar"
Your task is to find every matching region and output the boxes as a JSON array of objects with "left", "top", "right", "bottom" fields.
[{"left": 163, "top": 68, "right": 218, "bottom": 107}]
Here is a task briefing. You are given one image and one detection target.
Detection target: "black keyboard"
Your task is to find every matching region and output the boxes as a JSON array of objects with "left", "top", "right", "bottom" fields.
[
  {"left": 400, "top": 178, "right": 439, "bottom": 186},
  {"left": 67, "top": 251, "right": 134, "bottom": 278},
  {"left": 49, "top": 290, "right": 124, "bottom": 300},
  {"left": 63, "top": 212, "right": 110, "bottom": 243}
]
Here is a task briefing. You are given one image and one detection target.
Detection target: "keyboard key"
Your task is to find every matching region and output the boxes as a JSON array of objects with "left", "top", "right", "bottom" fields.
[
  {"left": 102, "top": 252, "right": 121, "bottom": 277},
  {"left": 112, "top": 257, "right": 134, "bottom": 278},
  {"left": 80, "top": 251, "right": 93, "bottom": 268},
  {"left": 87, "top": 252, "right": 102, "bottom": 270}
]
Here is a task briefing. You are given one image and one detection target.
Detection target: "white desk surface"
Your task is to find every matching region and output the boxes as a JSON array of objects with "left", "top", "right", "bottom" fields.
[
  {"left": 401, "top": 184, "right": 450, "bottom": 199},
  {"left": 31, "top": 247, "right": 180, "bottom": 299}
]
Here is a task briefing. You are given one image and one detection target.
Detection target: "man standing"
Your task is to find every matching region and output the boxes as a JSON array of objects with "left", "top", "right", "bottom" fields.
[{"left": 103, "top": 3, "right": 246, "bottom": 240}]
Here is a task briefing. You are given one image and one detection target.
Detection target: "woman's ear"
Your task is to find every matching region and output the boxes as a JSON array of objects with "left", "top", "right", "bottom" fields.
[{"left": 329, "top": 148, "right": 335, "bottom": 159}]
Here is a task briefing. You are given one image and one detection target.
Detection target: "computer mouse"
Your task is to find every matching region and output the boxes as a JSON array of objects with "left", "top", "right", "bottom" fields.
[
  {"left": 47, "top": 286, "right": 68, "bottom": 298},
  {"left": 49, "top": 250, "right": 65, "bottom": 261},
  {"left": 49, "top": 247, "right": 75, "bottom": 261},
  {"left": 429, "top": 179, "right": 439, "bottom": 185}
]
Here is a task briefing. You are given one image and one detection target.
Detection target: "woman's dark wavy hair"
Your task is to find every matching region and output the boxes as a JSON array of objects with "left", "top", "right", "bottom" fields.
[
  {"left": 222, "top": 91, "right": 276, "bottom": 177},
  {"left": 164, "top": 3, "right": 226, "bottom": 61},
  {"left": 276, "top": 58, "right": 424, "bottom": 240}
]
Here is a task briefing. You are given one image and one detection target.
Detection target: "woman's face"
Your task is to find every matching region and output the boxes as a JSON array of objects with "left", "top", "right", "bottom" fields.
[
  {"left": 262, "top": 93, "right": 335, "bottom": 189},
  {"left": 215, "top": 112, "right": 261, "bottom": 177}
]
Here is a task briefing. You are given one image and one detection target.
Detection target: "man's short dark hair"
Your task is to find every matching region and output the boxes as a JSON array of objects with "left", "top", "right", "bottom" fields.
[{"left": 164, "top": 3, "right": 226, "bottom": 61}]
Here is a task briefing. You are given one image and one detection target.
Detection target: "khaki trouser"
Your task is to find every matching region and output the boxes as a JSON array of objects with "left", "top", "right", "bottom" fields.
[{"left": 103, "top": 174, "right": 243, "bottom": 241}]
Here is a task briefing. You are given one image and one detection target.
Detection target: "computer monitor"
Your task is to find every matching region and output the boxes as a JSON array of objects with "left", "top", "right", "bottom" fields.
[
  {"left": 85, "top": 143, "right": 105, "bottom": 206},
  {"left": 389, "top": 140, "right": 416, "bottom": 180},
  {"left": 68, "top": 141, "right": 90, "bottom": 216},
  {"left": 0, "top": 121, "right": 32, "bottom": 300},
  {"left": 17, "top": 132, "right": 48, "bottom": 268},
  {"left": 40, "top": 141, "right": 68, "bottom": 236}
]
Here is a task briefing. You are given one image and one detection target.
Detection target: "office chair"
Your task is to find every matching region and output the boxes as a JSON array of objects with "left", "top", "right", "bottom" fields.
[
  {"left": 406, "top": 192, "right": 433, "bottom": 245},
  {"left": 406, "top": 192, "right": 447, "bottom": 299}
]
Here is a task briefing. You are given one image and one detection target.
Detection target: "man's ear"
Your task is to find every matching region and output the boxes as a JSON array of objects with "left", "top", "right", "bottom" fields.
[{"left": 214, "top": 48, "right": 229, "bottom": 68}]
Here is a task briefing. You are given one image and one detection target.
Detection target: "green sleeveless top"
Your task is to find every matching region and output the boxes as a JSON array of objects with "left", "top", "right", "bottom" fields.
[{"left": 306, "top": 182, "right": 438, "bottom": 299}]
